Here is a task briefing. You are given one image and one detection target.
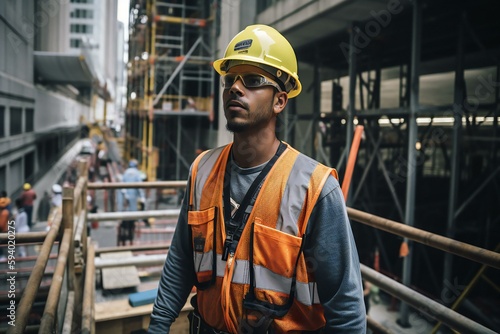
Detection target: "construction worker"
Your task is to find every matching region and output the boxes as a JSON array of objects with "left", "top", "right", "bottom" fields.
[
  {"left": 20, "top": 183, "right": 37, "bottom": 228},
  {"left": 46, "top": 184, "right": 63, "bottom": 231},
  {"left": 14, "top": 198, "right": 29, "bottom": 257},
  {"left": 0, "top": 195, "right": 11, "bottom": 260},
  {"left": 117, "top": 159, "right": 146, "bottom": 245},
  {"left": 149, "top": 25, "right": 365, "bottom": 333}
]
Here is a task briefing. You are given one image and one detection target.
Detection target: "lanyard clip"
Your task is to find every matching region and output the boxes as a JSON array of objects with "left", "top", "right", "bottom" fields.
[{"left": 222, "top": 234, "right": 234, "bottom": 261}]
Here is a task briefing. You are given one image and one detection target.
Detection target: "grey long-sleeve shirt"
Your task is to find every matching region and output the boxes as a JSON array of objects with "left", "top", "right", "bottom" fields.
[{"left": 149, "top": 167, "right": 366, "bottom": 333}]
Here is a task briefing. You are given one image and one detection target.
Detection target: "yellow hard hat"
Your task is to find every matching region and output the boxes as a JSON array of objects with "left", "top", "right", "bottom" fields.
[
  {"left": 0, "top": 197, "right": 9, "bottom": 207},
  {"left": 23, "top": 183, "right": 31, "bottom": 190},
  {"left": 213, "top": 24, "right": 302, "bottom": 98}
]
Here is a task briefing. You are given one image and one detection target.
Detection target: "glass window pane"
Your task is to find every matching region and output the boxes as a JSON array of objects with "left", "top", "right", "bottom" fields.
[
  {"left": 0, "top": 106, "right": 5, "bottom": 138},
  {"left": 26, "top": 108, "right": 34, "bottom": 132},
  {"left": 10, "top": 107, "right": 22, "bottom": 135}
]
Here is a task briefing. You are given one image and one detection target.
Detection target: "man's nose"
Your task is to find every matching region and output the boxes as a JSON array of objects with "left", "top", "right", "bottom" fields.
[{"left": 229, "top": 77, "right": 245, "bottom": 95}]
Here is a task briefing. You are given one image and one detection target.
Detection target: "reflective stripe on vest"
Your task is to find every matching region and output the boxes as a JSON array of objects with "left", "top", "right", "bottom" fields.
[{"left": 194, "top": 253, "right": 321, "bottom": 306}]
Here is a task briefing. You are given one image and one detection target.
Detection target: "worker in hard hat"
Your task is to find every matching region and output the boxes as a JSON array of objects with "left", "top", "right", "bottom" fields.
[
  {"left": 20, "top": 182, "right": 37, "bottom": 228},
  {"left": 150, "top": 25, "right": 365, "bottom": 333},
  {"left": 117, "top": 159, "right": 146, "bottom": 246},
  {"left": 46, "top": 184, "right": 62, "bottom": 231}
]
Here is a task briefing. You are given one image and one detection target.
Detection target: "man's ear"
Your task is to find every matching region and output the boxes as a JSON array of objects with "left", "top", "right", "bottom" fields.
[{"left": 273, "top": 91, "right": 288, "bottom": 115}]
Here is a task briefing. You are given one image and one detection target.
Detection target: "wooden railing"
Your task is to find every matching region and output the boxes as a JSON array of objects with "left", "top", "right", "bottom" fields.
[
  {"left": 1, "top": 159, "right": 92, "bottom": 334},
  {"left": 2, "top": 170, "right": 498, "bottom": 333}
]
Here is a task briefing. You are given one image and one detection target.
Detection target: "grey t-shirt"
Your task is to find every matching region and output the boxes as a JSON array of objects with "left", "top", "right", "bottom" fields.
[{"left": 227, "top": 158, "right": 266, "bottom": 219}]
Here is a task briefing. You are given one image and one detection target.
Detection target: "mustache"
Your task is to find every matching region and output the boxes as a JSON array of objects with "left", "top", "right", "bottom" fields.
[{"left": 225, "top": 98, "right": 248, "bottom": 110}]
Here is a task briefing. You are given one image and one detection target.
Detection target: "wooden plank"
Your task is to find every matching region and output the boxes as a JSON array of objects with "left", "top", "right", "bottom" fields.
[
  {"left": 95, "top": 299, "right": 153, "bottom": 322},
  {"left": 95, "top": 293, "right": 194, "bottom": 322},
  {"left": 95, "top": 309, "right": 191, "bottom": 334},
  {"left": 100, "top": 252, "right": 140, "bottom": 290}
]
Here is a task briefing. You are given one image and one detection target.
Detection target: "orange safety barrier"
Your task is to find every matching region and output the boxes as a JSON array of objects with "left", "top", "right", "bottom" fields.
[{"left": 342, "top": 125, "right": 364, "bottom": 199}]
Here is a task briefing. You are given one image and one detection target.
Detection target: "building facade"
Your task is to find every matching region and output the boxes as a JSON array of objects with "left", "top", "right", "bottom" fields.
[{"left": 0, "top": 0, "right": 122, "bottom": 206}]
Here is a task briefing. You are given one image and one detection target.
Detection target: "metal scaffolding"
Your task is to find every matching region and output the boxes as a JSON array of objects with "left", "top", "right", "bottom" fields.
[
  {"left": 271, "top": 0, "right": 500, "bottom": 330},
  {"left": 126, "top": 0, "right": 217, "bottom": 181}
]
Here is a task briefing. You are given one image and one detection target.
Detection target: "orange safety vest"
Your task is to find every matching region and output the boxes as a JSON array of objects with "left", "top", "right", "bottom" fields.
[{"left": 188, "top": 143, "right": 338, "bottom": 333}]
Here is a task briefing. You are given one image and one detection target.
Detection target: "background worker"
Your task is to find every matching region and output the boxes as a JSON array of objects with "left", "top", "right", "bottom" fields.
[
  {"left": 0, "top": 196, "right": 11, "bottom": 260},
  {"left": 150, "top": 25, "right": 365, "bottom": 333},
  {"left": 117, "top": 159, "right": 145, "bottom": 246},
  {"left": 46, "top": 184, "right": 63, "bottom": 231},
  {"left": 20, "top": 183, "right": 37, "bottom": 228},
  {"left": 14, "top": 198, "right": 30, "bottom": 257},
  {"left": 0, "top": 191, "right": 12, "bottom": 215}
]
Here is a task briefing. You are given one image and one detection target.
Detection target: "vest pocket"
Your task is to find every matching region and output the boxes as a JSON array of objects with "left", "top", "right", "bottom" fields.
[
  {"left": 188, "top": 206, "right": 217, "bottom": 289},
  {"left": 250, "top": 219, "right": 303, "bottom": 307}
]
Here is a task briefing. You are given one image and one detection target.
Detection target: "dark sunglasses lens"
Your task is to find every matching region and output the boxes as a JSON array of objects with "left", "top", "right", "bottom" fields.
[
  {"left": 242, "top": 74, "right": 265, "bottom": 88},
  {"left": 222, "top": 74, "right": 237, "bottom": 87}
]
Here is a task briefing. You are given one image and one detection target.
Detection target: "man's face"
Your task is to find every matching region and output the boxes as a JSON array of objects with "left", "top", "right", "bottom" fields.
[{"left": 222, "top": 65, "right": 280, "bottom": 133}]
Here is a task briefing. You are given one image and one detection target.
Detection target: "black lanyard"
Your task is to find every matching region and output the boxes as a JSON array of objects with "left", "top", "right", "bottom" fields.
[{"left": 221, "top": 141, "right": 286, "bottom": 261}]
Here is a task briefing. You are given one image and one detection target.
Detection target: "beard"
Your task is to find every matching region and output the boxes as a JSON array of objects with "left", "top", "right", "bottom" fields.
[
  {"left": 225, "top": 98, "right": 275, "bottom": 133},
  {"left": 226, "top": 120, "right": 249, "bottom": 133}
]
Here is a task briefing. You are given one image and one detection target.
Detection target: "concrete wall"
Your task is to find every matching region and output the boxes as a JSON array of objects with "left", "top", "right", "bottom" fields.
[
  {"left": 35, "top": 87, "right": 89, "bottom": 132},
  {"left": 0, "top": 1, "right": 91, "bottom": 196}
]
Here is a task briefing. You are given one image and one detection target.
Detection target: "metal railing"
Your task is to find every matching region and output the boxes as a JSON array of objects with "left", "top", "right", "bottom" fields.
[
  {"left": 87, "top": 180, "right": 499, "bottom": 333},
  {"left": 2, "top": 176, "right": 498, "bottom": 333},
  {"left": 1, "top": 159, "right": 91, "bottom": 334}
]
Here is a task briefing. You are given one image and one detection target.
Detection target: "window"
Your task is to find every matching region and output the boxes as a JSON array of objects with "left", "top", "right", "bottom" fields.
[
  {"left": 70, "top": 39, "right": 82, "bottom": 48},
  {"left": 0, "top": 106, "right": 4, "bottom": 138},
  {"left": 257, "top": 0, "right": 278, "bottom": 14},
  {"left": 9, "top": 158, "right": 23, "bottom": 192},
  {"left": 10, "top": 107, "right": 22, "bottom": 136},
  {"left": 0, "top": 165, "right": 5, "bottom": 192},
  {"left": 24, "top": 152, "right": 35, "bottom": 181},
  {"left": 70, "top": 9, "right": 94, "bottom": 18},
  {"left": 26, "top": 108, "right": 34, "bottom": 132},
  {"left": 70, "top": 24, "right": 93, "bottom": 34}
]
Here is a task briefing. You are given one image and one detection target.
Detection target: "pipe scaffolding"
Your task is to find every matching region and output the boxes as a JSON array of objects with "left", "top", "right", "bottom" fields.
[
  {"left": 0, "top": 231, "right": 47, "bottom": 244},
  {"left": 82, "top": 240, "right": 95, "bottom": 334},
  {"left": 7, "top": 211, "right": 63, "bottom": 334},
  {"left": 361, "top": 265, "right": 496, "bottom": 334},
  {"left": 87, "top": 180, "right": 187, "bottom": 189},
  {"left": 87, "top": 209, "right": 180, "bottom": 221},
  {"left": 39, "top": 228, "right": 72, "bottom": 333},
  {"left": 348, "top": 208, "right": 500, "bottom": 269},
  {"left": 94, "top": 253, "right": 167, "bottom": 269}
]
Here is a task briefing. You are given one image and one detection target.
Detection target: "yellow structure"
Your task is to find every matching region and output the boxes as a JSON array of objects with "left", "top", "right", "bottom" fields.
[{"left": 126, "top": 0, "right": 216, "bottom": 181}]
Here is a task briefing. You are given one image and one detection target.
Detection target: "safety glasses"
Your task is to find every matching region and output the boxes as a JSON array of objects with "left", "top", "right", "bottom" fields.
[{"left": 221, "top": 73, "right": 282, "bottom": 92}]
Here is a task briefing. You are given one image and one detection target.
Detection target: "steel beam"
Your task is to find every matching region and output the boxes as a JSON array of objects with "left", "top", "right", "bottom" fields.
[
  {"left": 346, "top": 23, "right": 357, "bottom": 158},
  {"left": 399, "top": 0, "right": 422, "bottom": 326},
  {"left": 443, "top": 10, "right": 465, "bottom": 303}
]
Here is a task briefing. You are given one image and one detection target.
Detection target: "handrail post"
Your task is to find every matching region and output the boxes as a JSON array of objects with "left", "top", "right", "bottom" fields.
[
  {"left": 7, "top": 212, "right": 63, "bottom": 334},
  {"left": 38, "top": 229, "right": 72, "bottom": 333},
  {"left": 63, "top": 187, "right": 75, "bottom": 291},
  {"left": 82, "top": 239, "right": 95, "bottom": 334}
]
